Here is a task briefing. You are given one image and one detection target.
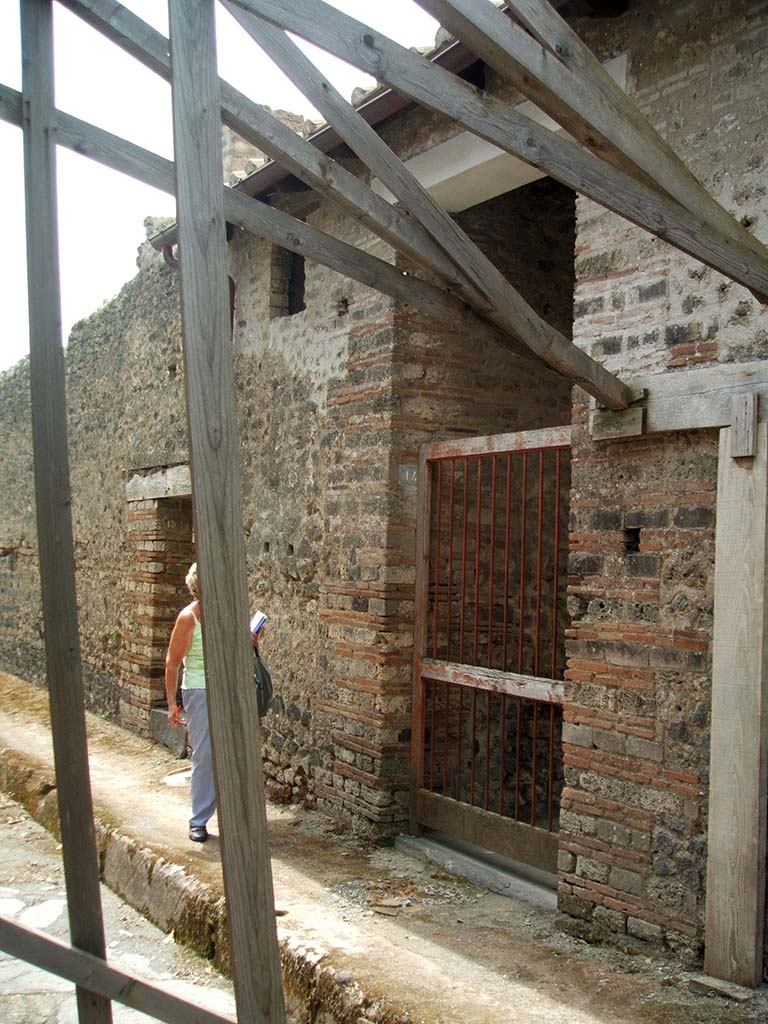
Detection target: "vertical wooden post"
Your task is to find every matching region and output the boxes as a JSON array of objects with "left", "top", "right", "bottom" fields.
[
  {"left": 20, "top": 2, "right": 112, "bottom": 1022},
  {"left": 167, "top": 1, "right": 286, "bottom": 1021},
  {"left": 705, "top": 423, "right": 768, "bottom": 986},
  {"left": 410, "top": 447, "right": 433, "bottom": 833}
]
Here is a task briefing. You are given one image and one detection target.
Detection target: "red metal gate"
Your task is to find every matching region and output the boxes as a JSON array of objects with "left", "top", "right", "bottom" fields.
[{"left": 410, "top": 426, "right": 571, "bottom": 873}]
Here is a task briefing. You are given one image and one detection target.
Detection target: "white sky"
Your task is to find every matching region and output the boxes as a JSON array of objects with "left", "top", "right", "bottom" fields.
[{"left": 0, "top": 1, "right": 439, "bottom": 373}]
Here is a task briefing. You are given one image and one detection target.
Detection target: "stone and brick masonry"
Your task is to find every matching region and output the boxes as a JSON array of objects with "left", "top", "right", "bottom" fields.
[{"left": 0, "top": 0, "right": 767, "bottom": 978}]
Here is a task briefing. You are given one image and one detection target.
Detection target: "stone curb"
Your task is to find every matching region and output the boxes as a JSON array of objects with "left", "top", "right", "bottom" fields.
[{"left": 0, "top": 745, "right": 408, "bottom": 1024}]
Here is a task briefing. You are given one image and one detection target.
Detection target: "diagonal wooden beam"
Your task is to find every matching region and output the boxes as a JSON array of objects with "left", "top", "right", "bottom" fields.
[
  {"left": 56, "top": 0, "right": 466, "bottom": 296},
  {"left": 0, "top": 81, "right": 545, "bottom": 367},
  {"left": 0, "top": 916, "right": 236, "bottom": 1024},
  {"left": 494, "top": 0, "right": 766, "bottom": 261},
  {"left": 225, "top": 0, "right": 768, "bottom": 304},
  {"left": 222, "top": 1, "right": 631, "bottom": 410},
  {"left": 415, "top": 0, "right": 660, "bottom": 189}
]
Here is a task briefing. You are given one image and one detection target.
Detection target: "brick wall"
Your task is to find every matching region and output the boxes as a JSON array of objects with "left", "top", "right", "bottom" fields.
[{"left": 562, "top": 0, "right": 768, "bottom": 971}]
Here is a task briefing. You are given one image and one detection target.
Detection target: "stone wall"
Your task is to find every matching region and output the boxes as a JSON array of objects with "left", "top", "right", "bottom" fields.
[
  {"left": 0, "top": 250, "right": 186, "bottom": 720},
  {"left": 560, "top": 0, "right": 768, "bottom": 972}
]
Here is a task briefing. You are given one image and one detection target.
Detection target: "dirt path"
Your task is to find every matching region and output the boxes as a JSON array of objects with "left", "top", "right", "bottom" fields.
[{"left": 0, "top": 672, "right": 765, "bottom": 1024}]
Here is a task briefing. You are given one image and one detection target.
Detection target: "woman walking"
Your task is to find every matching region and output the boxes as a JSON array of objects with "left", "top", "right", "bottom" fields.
[{"left": 164, "top": 563, "right": 216, "bottom": 843}]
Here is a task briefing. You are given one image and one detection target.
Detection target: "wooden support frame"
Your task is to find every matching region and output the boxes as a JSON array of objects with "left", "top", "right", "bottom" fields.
[
  {"left": 419, "top": 0, "right": 765, "bottom": 265},
  {"left": 705, "top": 423, "right": 768, "bottom": 987},
  {"left": 0, "top": 80, "right": 548, "bottom": 367},
  {"left": 57, "top": 0, "right": 468, "bottom": 294},
  {"left": 221, "top": 1, "right": 631, "bottom": 411},
  {"left": 20, "top": 3, "right": 112, "bottom": 1021},
  {"left": 589, "top": 360, "right": 768, "bottom": 439},
  {"left": 0, "top": 917, "right": 236, "bottom": 1024},
  {"left": 57, "top": 0, "right": 625, "bottom": 407},
  {"left": 227, "top": 0, "right": 768, "bottom": 303},
  {"left": 167, "top": 2, "right": 286, "bottom": 1020}
]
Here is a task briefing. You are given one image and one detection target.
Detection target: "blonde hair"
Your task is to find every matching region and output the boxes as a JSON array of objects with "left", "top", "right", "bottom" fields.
[{"left": 186, "top": 563, "right": 199, "bottom": 598}]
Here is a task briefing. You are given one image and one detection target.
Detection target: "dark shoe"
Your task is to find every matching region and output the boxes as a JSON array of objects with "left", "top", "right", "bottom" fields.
[{"left": 189, "top": 825, "right": 208, "bottom": 843}]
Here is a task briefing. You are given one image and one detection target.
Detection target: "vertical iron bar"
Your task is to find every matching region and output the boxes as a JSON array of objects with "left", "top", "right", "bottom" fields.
[
  {"left": 484, "top": 691, "right": 491, "bottom": 810},
  {"left": 531, "top": 702, "right": 539, "bottom": 827},
  {"left": 535, "top": 450, "right": 545, "bottom": 676},
  {"left": 447, "top": 459, "right": 456, "bottom": 659},
  {"left": 518, "top": 452, "right": 528, "bottom": 673},
  {"left": 433, "top": 459, "right": 442, "bottom": 658},
  {"left": 429, "top": 679, "right": 436, "bottom": 790},
  {"left": 410, "top": 448, "right": 432, "bottom": 831},
  {"left": 457, "top": 682, "right": 464, "bottom": 801},
  {"left": 552, "top": 448, "right": 562, "bottom": 680},
  {"left": 502, "top": 454, "right": 512, "bottom": 672},
  {"left": 470, "top": 687, "right": 477, "bottom": 806},
  {"left": 515, "top": 697, "right": 522, "bottom": 820},
  {"left": 488, "top": 454, "right": 497, "bottom": 667},
  {"left": 548, "top": 703, "right": 555, "bottom": 831},
  {"left": 499, "top": 693, "right": 507, "bottom": 816},
  {"left": 473, "top": 457, "right": 482, "bottom": 663},
  {"left": 459, "top": 457, "right": 469, "bottom": 663},
  {"left": 443, "top": 682, "right": 449, "bottom": 795}
]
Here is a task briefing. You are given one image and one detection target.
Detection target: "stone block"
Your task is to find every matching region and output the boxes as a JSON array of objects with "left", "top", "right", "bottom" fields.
[
  {"left": 562, "top": 722, "right": 594, "bottom": 748},
  {"left": 626, "top": 916, "right": 663, "bottom": 942},
  {"left": 558, "top": 849, "right": 576, "bottom": 874},
  {"left": 609, "top": 866, "right": 645, "bottom": 897},
  {"left": 625, "top": 735, "right": 663, "bottom": 762}
]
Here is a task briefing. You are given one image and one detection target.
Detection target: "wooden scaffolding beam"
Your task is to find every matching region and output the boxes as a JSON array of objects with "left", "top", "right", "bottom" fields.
[
  {"left": 20, "top": 2, "right": 112, "bottom": 1020},
  {"left": 0, "top": 81, "right": 548, "bottom": 367},
  {"left": 222, "top": 1, "right": 631, "bottom": 410},
  {"left": 166, "top": 2, "right": 286, "bottom": 1019},
  {"left": 226, "top": 0, "right": 768, "bottom": 303},
  {"left": 418, "top": 0, "right": 767, "bottom": 265}
]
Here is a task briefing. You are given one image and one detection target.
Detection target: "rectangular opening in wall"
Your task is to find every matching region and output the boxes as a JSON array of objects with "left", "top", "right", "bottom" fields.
[{"left": 270, "top": 244, "right": 306, "bottom": 318}]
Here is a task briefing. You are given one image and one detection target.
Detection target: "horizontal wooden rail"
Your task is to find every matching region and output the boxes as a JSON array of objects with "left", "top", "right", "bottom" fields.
[
  {"left": 415, "top": 790, "right": 559, "bottom": 872},
  {"left": 0, "top": 80, "right": 539, "bottom": 366},
  {"left": 0, "top": 916, "right": 236, "bottom": 1024},
  {"left": 423, "top": 424, "right": 572, "bottom": 461},
  {"left": 421, "top": 658, "right": 564, "bottom": 705}
]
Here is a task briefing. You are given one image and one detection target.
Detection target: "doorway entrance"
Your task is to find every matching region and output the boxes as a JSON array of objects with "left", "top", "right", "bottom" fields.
[{"left": 410, "top": 426, "right": 571, "bottom": 873}]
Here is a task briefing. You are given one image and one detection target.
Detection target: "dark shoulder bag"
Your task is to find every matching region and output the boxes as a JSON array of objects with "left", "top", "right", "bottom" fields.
[{"left": 253, "top": 648, "right": 273, "bottom": 718}]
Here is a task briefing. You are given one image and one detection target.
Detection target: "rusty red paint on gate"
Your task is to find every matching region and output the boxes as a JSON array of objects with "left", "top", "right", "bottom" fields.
[{"left": 413, "top": 428, "right": 571, "bottom": 850}]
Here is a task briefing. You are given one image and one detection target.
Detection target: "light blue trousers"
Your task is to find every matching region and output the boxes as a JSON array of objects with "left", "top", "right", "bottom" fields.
[{"left": 182, "top": 689, "right": 217, "bottom": 828}]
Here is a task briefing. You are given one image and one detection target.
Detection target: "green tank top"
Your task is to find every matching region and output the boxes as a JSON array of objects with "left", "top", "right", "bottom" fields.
[{"left": 182, "top": 611, "right": 206, "bottom": 690}]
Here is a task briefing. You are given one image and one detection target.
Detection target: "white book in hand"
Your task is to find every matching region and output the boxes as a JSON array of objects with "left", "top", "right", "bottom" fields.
[{"left": 250, "top": 609, "right": 268, "bottom": 636}]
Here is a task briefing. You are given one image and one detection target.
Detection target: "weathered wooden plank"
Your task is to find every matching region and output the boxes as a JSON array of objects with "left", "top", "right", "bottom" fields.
[
  {"left": 420, "top": 658, "right": 565, "bottom": 705},
  {"left": 589, "top": 405, "right": 644, "bottom": 441},
  {"left": 416, "top": 0, "right": 660, "bottom": 188},
  {"left": 0, "top": 917, "right": 236, "bottom": 1024},
  {"left": 222, "top": 2, "right": 632, "bottom": 411},
  {"left": 414, "top": 790, "right": 559, "bottom": 872},
  {"left": 731, "top": 393, "right": 759, "bottom": 459},
  {"left": 226, "top": 0, "right": 768, "bottom": 303},
  {"left": 588, "top": 361, "right": 768, "bottom": 438},
  {"left": 57, "top": 0, "right": 467, "bottom": 294},
  {"left": 167, "top": 3, "right": 286, "bottom": 1021},
  {"left": 705, "top": 423, "right": 768, "bottom": 986},
  {"left": 20, "top": 5, "right": 112, "bottom": 1022},
  {"left": 500, "top": 0, "right": 767, "bottom": 265},
  {"left": 423, "top": 424, "right": 571, "bottom": 460},
  {"left": 0, "top": 84, "right": 545, "bottom": 368},
  {"left": 410, "top": 448, "right": 433, "bottom": 834}
]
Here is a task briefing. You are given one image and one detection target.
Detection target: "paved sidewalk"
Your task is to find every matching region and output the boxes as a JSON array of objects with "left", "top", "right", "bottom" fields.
[{"left": 0, "top": 671, "right": 765, "bottom": 1024}]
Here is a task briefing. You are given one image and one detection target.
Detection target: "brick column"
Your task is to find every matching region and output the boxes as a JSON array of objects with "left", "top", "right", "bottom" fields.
[{"left": 120, "top": 496, "right": 194, "bottom": 734}]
